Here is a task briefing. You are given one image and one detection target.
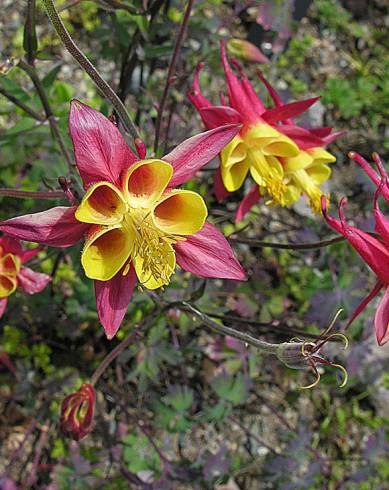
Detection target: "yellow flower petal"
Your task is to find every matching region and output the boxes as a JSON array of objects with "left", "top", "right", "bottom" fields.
[
  {"left": 262, "top": 132, "right": 299, "bottom": 158},
  {"left": 307, "top": 163, "right": 332, "bottom": 185},
  {"left": 221, "top": 135, "right": 247, "bottom": 169},
  {"left": 75, "top": 182, "right": 127, "bottom": 225},
  {"left": 0, "top": 275, "right": 17, "bottom": 298},
  {"left": 244, "top": 123, "right": 280, "bottom": 144},
  {"left": 81, "top": 225, "right": 133, "bottom": 281},
  {"left": 153, "top": 190, "right": 207, "bottom": 236},
  {"left": 0, "top": 253, "right": 21, "bottom": 277},
  {"left": 133, "top": 241, "right": 176, "bottom": 290},
  {"left": 308, "top": 147, "right": 336, "bottom": 165},
  {"left": 124, "top": 159, "right": 173, "bottom": 208},
  {"left": 221, "top": 159, "right": 250, "bottom": 192},
  {"left": 284, "top": 150, "right": 314, "bottom": 172}
]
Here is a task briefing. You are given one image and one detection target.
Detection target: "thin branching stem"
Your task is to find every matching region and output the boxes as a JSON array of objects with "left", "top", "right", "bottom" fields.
[
  {"left": 0, "top": 86, "right": 45, "bottom": 121},
  {"left": 230, "top": 231, "right": 381, "bottom": 251},
  {"left": 18, "top": 59, "right": 75, "bottom": 174},
  {"left": 205, "top": 312, "right": 333, "bottom": 341},
  {"left": 90, "top": 312, "right": 157, "bottom": 386},
  {"left": 173, "top": 301, "right": 285, "bottom": 354},
  {"left": 229, "top": 235, "right": 346, "bottom": 250},
  {"left": 0, "top": 188, "right": 66, "bottom": 199},
  {"left": 154, "top": 0, "right": 194, "bottom": 153},
  {"left": 41, "top": 0, "right": 140, "bottom": 139},
  {"left": 18, "top": 60, "right": 52, "bottom": 116}
]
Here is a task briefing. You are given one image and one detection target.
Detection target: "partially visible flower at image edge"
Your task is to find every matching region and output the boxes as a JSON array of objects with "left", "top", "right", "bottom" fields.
[
  {"left": 322, "top": 152, "right": 389, "bottom": 345},
  {"left": 188, "top": 40, "right": 343, "bottom": 221},
  {"left": 0, "top": 234, "right": 51, "bottom": 319},
  {"left": 0, "top": 101, "right": 246, "bottom": 339},
  {"left": 60, "top": 383, "right": 95, "bottom": 441}
]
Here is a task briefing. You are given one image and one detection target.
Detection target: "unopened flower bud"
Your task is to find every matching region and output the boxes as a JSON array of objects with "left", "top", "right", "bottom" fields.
[
  {"left": 60, "top": 384, "right": 95, "bottom": 440},
  {"left": 227, "top": 39, "right": 269, "bottom": 64}
]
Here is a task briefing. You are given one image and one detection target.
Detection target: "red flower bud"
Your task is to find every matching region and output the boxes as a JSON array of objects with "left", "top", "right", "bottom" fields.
[{"left": 60, "top": 384, "right": 95, "bottom": 441}]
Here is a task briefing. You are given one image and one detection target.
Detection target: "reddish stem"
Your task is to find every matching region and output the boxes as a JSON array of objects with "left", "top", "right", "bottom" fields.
[
  {"left": 90, "top": 313, "right": 156, "bottom": 386},
  {"left": 0, "top": 188, "right": 66, "bottom": 199}
]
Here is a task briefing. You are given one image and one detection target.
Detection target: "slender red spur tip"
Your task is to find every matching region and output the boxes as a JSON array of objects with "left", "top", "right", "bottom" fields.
[{"left": 134, "top": 138, "right": 147, "bottom": 159}]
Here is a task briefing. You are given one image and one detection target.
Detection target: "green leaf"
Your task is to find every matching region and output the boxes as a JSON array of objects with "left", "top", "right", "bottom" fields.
[
  {"left": 164, "top": 386, "right": 194, "bottom": 411},
  {"left": 0, "top": 77, "right": 30, "bottom": 100},
  {"left": 42, "top": 64, "right": 62, "bottom": 89},
  {"left": 205, "top": 402, "right": 230, "bottom": 422},
  {"left": 0, "top": 118, "right": 38, "bottom": 139},
  {"left": 122, "top": 434, "right": 160, "bottom": 473},
  {"left": 212, "top": 373, "right": 249, "bottom": 405}
]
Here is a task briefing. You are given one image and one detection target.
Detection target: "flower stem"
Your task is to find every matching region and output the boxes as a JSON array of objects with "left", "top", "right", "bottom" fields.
[
  {"left": 0, "top": 85, "right": 45, "bottom": 121},
  {"left": 175, "top": 301, "right": 284, "bottom": 355},
  {"left": 229, "top": 235, "right": 346, "bottom": 250},
  {"left": 18, "top": 59, "right": 75, "bottom": 175},
  {"left": 41, "top": 0, "right": 140, "bottom": 140},
  {"left": 153, "top": 0, "right": 194, "bottom": 153},
  {"left": 90, "top": 313, "right": 156, "bottom": 386},
  {"left": 0, "top": 188, "right": 66, "bottom": 199},
  {"left": 205, "top": 312, "right": 331, "bottom": 341}
]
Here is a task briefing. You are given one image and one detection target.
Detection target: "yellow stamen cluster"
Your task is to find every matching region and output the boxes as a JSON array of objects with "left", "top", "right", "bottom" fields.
[{"left": 123, "top": 211, "right": 181, "bottom": 286}]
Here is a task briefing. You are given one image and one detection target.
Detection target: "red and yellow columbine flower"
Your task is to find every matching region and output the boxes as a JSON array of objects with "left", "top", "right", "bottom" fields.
[
  {"left": 322, "top": 153, "right": 389, "bottom": 345},
  {"left": 188, "top": 41, "right": 342, "bottom": 221},
  {"left": 0, "top": 101, "right": 245, "bottom": 339},
  {"left": 60, "top": 383, "right": 95, "bottom": 441},
  {"left": 0, "top": 234, "right": 50, "bottom": 319}
]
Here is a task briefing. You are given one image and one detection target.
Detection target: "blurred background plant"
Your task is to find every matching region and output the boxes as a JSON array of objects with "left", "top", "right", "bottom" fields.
[{"left": 0, "top": 0, "right": 389, "bottom": 488}]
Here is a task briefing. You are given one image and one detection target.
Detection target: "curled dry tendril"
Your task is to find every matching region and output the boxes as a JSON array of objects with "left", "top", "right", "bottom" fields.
[{"left": 298, "top": 309, "right": 349, "bottom": 390}]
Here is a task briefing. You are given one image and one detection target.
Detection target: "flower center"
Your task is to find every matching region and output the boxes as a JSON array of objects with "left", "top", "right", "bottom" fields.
[
  {"left": 247, "top": 148, "right": 288, "bottom": 206},
  {"left": 122, "top": 208, "right": 181, "bottom": 286}
]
